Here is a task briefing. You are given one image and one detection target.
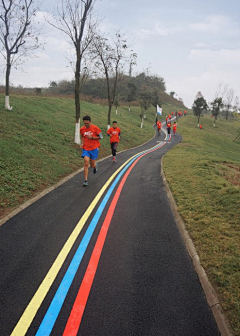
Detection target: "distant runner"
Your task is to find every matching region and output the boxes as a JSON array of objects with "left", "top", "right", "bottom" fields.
[
  {"left": 80, "top": 115, "right": 102, "bottom": 186},
  {"left": 173, "top": 121, "right": 177, "bottom": 135},
  {"left": 156, "top": 120, "right": 162, "bottom": 135},
  {"left": 167, "top": 120, "right": 171, "bottom": 135},
  {"left": 107, "top": 121, "right": 121, "bottom": 162}
]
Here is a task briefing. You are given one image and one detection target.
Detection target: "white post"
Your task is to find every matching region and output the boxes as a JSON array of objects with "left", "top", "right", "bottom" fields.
[
  {"left": 74, "top": 119, "right": 80, "bottom": 144},
  {"left": 5, "top": 96, "right": 13, "bottom": 110}
]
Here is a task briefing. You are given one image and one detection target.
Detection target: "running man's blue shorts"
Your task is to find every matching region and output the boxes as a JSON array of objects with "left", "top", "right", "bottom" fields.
[{"left": 81, "top": 148, "right": 99, "bottom": 160}]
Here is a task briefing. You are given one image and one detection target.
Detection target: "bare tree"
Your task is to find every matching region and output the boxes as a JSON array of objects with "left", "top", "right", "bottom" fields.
[
  {"left": 91, "top": 31, "right": 134, "bottom": 129},
  {"left": 47, "top": 0, "right": 96, "bottom": 144},
  {"left": 0, "top": 0, "right": 43, "bottom": 110},
  {"left": 128, "top": 50, "right": 137, "bottom": 77},
  {"left": 215, "top": 82, "right": 228, "bottom": 100},
  {"left": 225, "top": 89, "right": 234, "bottom": 121},
  {"left": 233, "top": 96, "right": 239, "bottom": 119}
]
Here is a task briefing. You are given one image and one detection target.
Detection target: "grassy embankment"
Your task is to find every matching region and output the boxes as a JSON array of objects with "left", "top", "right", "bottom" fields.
[
  {"left": 0, "top": 94, "right": 184, "bottom": 218},
  {"left": 163, "top": 115, "right": 240, "bottom": 335}
]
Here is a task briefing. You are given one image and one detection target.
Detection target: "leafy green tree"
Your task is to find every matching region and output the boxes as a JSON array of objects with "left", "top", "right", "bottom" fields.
[
  {"left": 150, "top": 88, "right": 162, "bottom": 118},
  {"left": 35, "top": 87, "right": 42, "bottom": 95},
  {"left": 57, "top": 80, "right": 75, "bottom": 95},
  {"left": 49, "top": 81, "right": 58, "bottom": 88},
  {"left": 138, "top": 89, "right": 152, "bottom": 125},
  {"left": 192, "top": 95, "right": 208, "bottom": 127},
  {"left": 147, "top": 75, "right": 166, "bottom": 91},
  {"left": 81, "top": 77, "right": 106, "bottom": 98},
  {"left": 210, "top": 97, "right": 224, "bottom": 127},
  {"left": 127, "top": 82, "right": 137, "bottom": 112}
]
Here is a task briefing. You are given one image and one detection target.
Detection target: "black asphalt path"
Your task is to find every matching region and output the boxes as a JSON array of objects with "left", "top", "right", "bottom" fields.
[{"left": 0, "top": 126, "right": 220, "bottom": 336}]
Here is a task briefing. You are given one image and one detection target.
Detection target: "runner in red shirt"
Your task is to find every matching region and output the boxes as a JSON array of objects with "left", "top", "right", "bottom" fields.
[
  {"left": 107, "top": 121, "right": 121, "bottom": 162},
  {"left": 156, "top": 120, "right": 162, "bottom": 135},
  {"left": 80, "top": 115, "right": 102, "bottom": 186},
  {"left": 167, "top": 121, "right": 171, "bottom": 135},
  {"left": 173, "top": 121, "right": 177, "bottom": 135}
]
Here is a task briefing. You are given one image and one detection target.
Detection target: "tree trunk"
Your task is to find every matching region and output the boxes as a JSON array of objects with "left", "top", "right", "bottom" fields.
[
  {"left": 213, "top": 116, "right": 217, "bottom": 127},
  {"left": 5, "top": 58, "right": 12, "bottom": 110},
  {"left": 107, "top": 102, "right": 111, "bottom": 129},
  {"left": 74, "top": 47, "right": 81, "bottom": 144},
  {"left": 140, "top": 118, "right": 143, "bottom": 128},
  {"left": 226, "top": 110, "right": 229, "bottom": 121},
  {"left": 75, "top": 119, "right": 80, "bottom": 144},
  {"left": 106, "top": 72, "right": 112, "bottom": 127}
]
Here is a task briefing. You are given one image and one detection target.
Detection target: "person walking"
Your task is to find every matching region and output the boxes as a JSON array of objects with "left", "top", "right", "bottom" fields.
[
  {"left": 80, "top": 115, "right": 103, "bottom": 186},
  {"left": 107, "top": 121, "right": 121, "bottom": 162}
]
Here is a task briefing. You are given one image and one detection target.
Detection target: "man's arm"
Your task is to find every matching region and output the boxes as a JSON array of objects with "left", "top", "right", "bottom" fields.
[{"left": 91, "top": 132, "right": 103, "bottom": 140}]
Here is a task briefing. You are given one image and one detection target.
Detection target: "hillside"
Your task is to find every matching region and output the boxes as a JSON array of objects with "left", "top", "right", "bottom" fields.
[{"left": 0, "top": 93, "right": 188, "bottom": 219}]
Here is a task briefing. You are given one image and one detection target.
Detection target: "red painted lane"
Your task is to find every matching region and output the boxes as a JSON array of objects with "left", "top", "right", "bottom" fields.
[{"left": 63, "top": 144, "right": 165, "bottom": 336}]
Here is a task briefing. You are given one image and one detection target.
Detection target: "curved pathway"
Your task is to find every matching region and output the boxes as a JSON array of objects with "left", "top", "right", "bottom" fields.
[{"left": 0, "top": 124, "right": 220, "bottom": 336}]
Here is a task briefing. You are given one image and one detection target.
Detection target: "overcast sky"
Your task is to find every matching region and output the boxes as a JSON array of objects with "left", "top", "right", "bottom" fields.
[{"left": 1, "top": 0, "right": 240, "bottom": 108}]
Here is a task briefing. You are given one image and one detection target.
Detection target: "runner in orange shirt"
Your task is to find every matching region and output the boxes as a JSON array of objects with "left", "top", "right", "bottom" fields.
[
  {"left": 173, "top": 121, "right": 177, "bottom": 135},
  {"left": 80, "top": 115, "right": 102, "bottom": 186},
  {"left": 167, "top": 120, "right": 171, "bottom": 135},
  {"left": 107, "top": 121, "right": 121, "bottom": 162},
  {"left": 156, "top": 120, "right": 162, "bottom": 135}
]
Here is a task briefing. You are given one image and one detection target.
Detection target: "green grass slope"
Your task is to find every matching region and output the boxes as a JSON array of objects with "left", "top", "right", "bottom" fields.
[{"left": 163, "top": 115, "right": 240, "bottom": 335}]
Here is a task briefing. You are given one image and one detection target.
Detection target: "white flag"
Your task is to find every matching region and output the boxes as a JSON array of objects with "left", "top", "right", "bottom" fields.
[{"left": 157, "top": 105, "right": 162, "bottom": 116}]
